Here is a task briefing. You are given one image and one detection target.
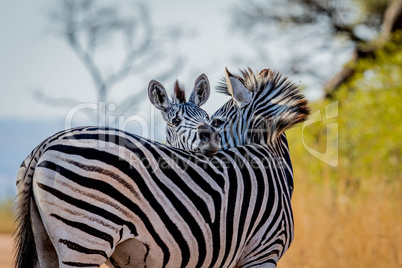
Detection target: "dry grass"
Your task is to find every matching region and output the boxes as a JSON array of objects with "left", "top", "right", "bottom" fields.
[
  {"left": 0, "top": 234, "right": 14, "bottom": 268},
  {"left": 1, "top": 177, "right": 400, "bottom": 267},
  {"left": 0, "top": 200, "right": 16, "bottom": 234},
  {"left": 279, "top": 176, "right": 401, "bottom": 268}
]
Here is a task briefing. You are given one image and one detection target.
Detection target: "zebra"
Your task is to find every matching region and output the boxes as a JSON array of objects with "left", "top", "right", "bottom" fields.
[
  {"left": 148, "top": 73, "right": 220, "bottom": 153},
  {"left": 14, "top": 74, "right": 219, "bottom": 268},
  {"left": 208, "top": 67, "right": 310, "bottom": 266},
  {"left": 14, "top": 68, "right": 309, "bottom": 268}
]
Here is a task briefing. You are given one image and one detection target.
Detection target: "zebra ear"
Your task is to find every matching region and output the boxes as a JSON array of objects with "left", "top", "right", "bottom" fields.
[
  {"left": 189, "top": 74, "right": 210, "bottom": 107},
  {"left": 225, "top": 67, "right": 252, "bottom": 107},
  {"left": 148, "top": 80, "right": 171, "bottom": 112}
]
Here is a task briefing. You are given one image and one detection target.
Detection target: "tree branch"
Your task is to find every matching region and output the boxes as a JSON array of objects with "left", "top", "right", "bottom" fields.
[
  {"left": 325, "top": 0, "right": 402, "bottom": 97},
  {"left": 379, "top": 0, "right": 402, "bottom": 43},
  {"left": 232, "top": 0, "right": 401, "bottom": 99},
  {"left": 44, "top": 0, "right": 185, "bottom": 126},
  {"left": 33, "top": 89, "right": 81, "bottom": 108}
]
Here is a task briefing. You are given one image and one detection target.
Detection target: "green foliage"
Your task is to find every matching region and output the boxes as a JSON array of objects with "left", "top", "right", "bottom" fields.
[
  {"left": 338, "top": 34, "right": 402, "bottom": 179},
  {"left": 283, "top": 36, "right": 402, "bottom": 266},
  {"left": 286, "top": 34, "right": 402, "bottom": 195},
  {"left": 353, "top": 0, "right": 390, "bottom": 17}
]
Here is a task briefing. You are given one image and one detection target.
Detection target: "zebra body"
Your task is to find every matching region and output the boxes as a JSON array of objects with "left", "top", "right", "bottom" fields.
[
  {"left": 211, "top": 67, "right": 310, "bottom": 196},
  {"left": 207, "top": 67, "right": 310, "bottom": 266},
  {"left": 15, "top": 75, "right": 221, "bottom": 268},
  {"left": 17, "top": 126, "right": 292, "bottom": 267},
  {"left": 14, "top": 69, "right": 309, "bottom": 267}
]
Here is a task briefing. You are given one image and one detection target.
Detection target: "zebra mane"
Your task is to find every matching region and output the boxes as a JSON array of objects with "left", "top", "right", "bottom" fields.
[
  {"left": 172, "top": 80, "right": 186, "bottom": 104},
  {"left": 217, "top": 67, "right": 310, "bottom": 143},
  {"left": 217, "top": 67, "right": 287, "bottom": 95}
]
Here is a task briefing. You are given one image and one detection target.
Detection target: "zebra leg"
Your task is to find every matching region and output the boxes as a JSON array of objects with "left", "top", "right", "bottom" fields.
[
  {"left": 36, "top": 218, "right": 112, "bottom": 268},
  {"left": 236, "top": 260, "right": 277, "bottom": 268},
  {"left": 236, "top": 247, "right": 279, "bottom": 268},
  {"left": 105, "top": 238, "right": 149, "bottom": 268},
  {"left": 30, "top": 198, "right": 58, "bottom": 267},
  {"left": 52, "top": 231, "right": 111, "bottom": 268},
  {"left": 247, "top": 263, "right": 277, "bottom": 268},
  {"left": 32, "top": 181, "right": 112, "bottom": 267}
]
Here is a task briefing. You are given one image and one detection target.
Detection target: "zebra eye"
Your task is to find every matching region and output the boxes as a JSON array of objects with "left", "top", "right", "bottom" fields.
[
  {"left": 211, "top": 118, "right": 224, "bottom": 128},
  {"left": 171, "top": 117, "right": 181, "bottom": 126}
]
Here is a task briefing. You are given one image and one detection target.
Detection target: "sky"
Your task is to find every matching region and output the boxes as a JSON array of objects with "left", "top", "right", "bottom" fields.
[
  {"left": 0, "top": 0, "right": 245, "bottom": 120},
  {"left": 0, "top": 0, "right": 350, "bottom": 200},
  {"left": 0, "top": 0, "right": 249, "bottom": 199}
]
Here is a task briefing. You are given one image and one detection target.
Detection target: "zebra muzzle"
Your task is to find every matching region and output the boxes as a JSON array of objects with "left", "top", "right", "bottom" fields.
[{"left": 197, "top": 124, "right": 221, "bottom": 155}]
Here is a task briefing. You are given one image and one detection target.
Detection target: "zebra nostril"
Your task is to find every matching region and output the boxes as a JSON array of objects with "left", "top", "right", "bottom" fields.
[
  {"left": 199, "top": 132, "right": 210, "bottom": 143},
  {"left": 198, "top": 123, "right": 213, "bottom": 143}
]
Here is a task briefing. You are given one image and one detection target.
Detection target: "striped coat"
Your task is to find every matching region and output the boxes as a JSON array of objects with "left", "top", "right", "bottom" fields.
[{"left": 16, "top": 126, "right": 293, "bottom": 267}]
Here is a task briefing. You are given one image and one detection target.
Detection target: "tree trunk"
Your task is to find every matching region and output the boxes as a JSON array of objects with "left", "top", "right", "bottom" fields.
[{"left": 324, "top": 0, "right": 402, "bottom": 98}]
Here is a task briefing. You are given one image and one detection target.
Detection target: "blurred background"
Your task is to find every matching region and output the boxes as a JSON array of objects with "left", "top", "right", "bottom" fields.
[{"left": 0, "top": 0, "right": 401, "bottom": 267}]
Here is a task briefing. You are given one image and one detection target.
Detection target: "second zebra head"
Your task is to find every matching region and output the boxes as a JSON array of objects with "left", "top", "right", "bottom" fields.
[
  {"left": 149, "top": 74, "right": 221, "bottom": 155},
  {"left": 211, "top": 67, "right": 310, "bottom": 149}
]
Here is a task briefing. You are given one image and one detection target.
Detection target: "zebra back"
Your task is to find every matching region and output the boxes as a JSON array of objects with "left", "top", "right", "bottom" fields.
[{"left": 15, "top": 126, "right": 293, "bottom": 267}]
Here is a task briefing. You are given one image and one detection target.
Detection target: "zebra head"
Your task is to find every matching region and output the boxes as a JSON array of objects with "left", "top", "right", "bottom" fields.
[
  {"left": 211, "top": 67, "right": 310, "bottom": 149},
  {"left": 149, "top": 74, "right": 221, "bottom": 155}
]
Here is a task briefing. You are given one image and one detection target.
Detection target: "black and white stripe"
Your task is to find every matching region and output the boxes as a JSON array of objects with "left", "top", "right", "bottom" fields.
[
  {"left": 209, "top": 67, "right": 310, "bottom": 266},
  {"left": 14, "top": 69, "right": 309, "bottom": 268},
  {"left": 212, "top": 67, "right": 309, "bottom": 149},
  {"left": 15, "top": 126, "right": 294, "bottom": 267},
  {"left": 148, "top": 74, "right": 220, "bottom": 154}
]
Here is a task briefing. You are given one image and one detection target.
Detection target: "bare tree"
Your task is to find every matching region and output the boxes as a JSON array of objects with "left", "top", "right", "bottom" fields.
[
  {"left": 230, "top": 0, "right": 402, "bottom": 98},
  {"left": 37, "top": 0, "right": 184, "bottom": 124}
]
